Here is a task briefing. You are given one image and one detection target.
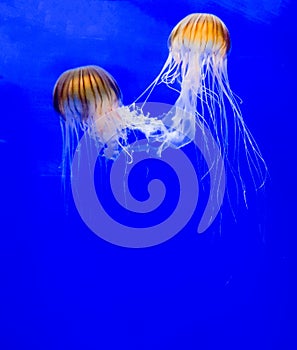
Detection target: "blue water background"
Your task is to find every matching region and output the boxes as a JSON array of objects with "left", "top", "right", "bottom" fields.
[{"left": 0, "top": 1, "right": 296, "bottom": 349}]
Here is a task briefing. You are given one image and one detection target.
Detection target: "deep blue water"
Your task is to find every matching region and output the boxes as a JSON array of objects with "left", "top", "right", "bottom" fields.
[{"left": 1, "top": 1, "right": 296, "bottom": 349}]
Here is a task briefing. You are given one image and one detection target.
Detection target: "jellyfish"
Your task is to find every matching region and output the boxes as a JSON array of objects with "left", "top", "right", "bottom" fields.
[
  {"left": 53, "top": 65, "right": 167, "bottom": 182},
  {"left": 135, "top": 13, "right": 267, "bottom": 200}
]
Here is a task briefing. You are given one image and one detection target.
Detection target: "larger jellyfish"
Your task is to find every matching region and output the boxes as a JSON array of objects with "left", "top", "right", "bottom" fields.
[{"left": 136, "top": 13, "right": 267, "bottom": 198}]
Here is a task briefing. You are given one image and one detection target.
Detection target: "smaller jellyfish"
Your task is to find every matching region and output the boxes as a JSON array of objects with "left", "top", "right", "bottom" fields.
[
  {"left": 53, "top": 65, "right": 167, "bottom": 180},
  {"left": 135, "top": 13, "right": 267, "bottom": 199}
]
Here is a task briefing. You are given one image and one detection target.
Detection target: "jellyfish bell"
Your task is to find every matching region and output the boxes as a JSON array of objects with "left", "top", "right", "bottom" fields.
[
  {"left": 53, "top": 65, "right": 124, "bottom": 138},
  {"left": 53, "top": 65, "right": 122, "bottom": 118},
  {"left": 168, "top": 13, "right": 231, "bottom": 64}
]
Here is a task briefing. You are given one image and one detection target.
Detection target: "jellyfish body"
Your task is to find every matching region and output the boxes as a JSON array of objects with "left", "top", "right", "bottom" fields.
[
  {"left": 54, "top": 65, "right": 127, "bottom": 158},
  {"left": 136, "top": 13, "right": 267, "bottom": 198},
  {"left": 164, "top": 13, "right": 232, "bottom": 149}
]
